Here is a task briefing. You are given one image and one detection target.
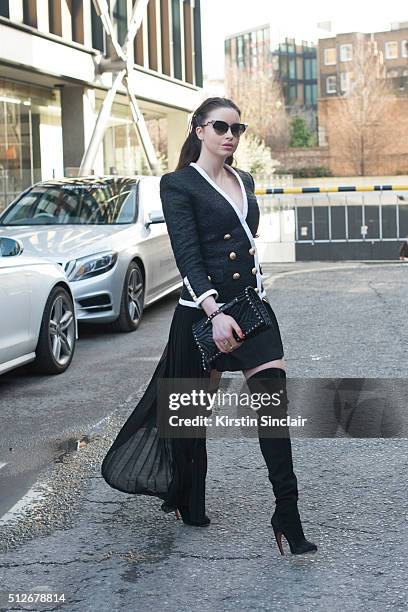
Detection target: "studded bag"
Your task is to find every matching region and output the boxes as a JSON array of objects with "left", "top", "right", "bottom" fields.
[{"left": 192, "top": 285, "right": 273, "bottom": 372}]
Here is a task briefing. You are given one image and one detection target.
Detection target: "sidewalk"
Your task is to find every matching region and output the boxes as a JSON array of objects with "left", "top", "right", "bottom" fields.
[{"left": 1, "top": 262, "right": 407, "bottom": 612}]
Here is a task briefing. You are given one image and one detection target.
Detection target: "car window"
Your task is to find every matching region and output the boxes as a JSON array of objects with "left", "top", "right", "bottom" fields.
[{"left": 0, "top": 181, "right": 138, "bottom": 225}]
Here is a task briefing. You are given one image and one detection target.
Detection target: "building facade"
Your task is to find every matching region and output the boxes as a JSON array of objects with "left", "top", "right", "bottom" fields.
[
  {"left": 317, "top": 23, "right": 408, "bottom": 176},
  {"left": 225, "top": 24, "right": 318, "bottom": 111},
  {"left": 0, "top": 0, "right": 203, "bottom": 211},
  {"left": 318, "top": 23, "right": 408, "bottom": 99}
]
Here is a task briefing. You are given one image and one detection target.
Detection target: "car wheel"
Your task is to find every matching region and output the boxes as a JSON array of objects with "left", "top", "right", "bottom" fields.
[
  {"left": 31, "top": 286, "right": 76, "bottom": 374},
  {"left": 112, "top": 261, "right": 145, "bottom": 332}
]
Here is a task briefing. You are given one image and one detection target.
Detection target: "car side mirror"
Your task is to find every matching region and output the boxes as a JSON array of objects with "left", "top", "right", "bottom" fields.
[
  {"left": 146, "top": 210, "right": 165, "bottom": 226},
  {"left": 0, "top": 237, "right": 24, "bottom": 257}
]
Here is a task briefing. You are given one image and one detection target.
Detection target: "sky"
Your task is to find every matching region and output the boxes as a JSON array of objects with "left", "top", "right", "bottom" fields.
[{"left": 200, "top": 0, "right": 408, "bottom": 79}]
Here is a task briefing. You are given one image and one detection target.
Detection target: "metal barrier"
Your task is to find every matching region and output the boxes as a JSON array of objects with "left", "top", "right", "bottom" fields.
[
  {"left": 255, "top": 184, "right": 408, "bottom": 261},
  {"left": 255, "top": 185, "right": 408, "bottom": 195}
]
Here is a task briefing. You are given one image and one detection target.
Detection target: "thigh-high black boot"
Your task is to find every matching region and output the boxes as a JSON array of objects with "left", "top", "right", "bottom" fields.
[{"left": 246, "top": 367, "right": 317, "bottom": 555}]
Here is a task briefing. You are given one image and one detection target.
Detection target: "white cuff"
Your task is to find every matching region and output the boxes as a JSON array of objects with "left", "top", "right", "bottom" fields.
[
  {"left": 196, "top": 288, "right": 219, "bottom": 306},
  {"left": 183, "top": 276, "right": 198, "bottom": 300}
]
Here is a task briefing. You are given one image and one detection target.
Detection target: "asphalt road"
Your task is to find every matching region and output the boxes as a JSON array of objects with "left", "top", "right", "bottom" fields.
[{"left": 0, "top": 262, "right": 407, "bottom": 611}]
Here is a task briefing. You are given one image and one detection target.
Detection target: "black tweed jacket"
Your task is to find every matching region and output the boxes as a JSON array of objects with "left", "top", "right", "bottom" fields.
[{"left": 160, "top": 161, "right": 266, "bottom": 308}]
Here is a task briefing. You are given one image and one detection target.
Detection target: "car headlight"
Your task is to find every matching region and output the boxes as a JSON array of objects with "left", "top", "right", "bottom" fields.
[{"left": 67, "top": 251, "right": 118, "bottom": 281}]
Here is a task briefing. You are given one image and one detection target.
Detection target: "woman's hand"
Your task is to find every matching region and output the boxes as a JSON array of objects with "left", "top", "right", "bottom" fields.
[{"left": 211, "top": 313, "right": 245, "bottom": 354}]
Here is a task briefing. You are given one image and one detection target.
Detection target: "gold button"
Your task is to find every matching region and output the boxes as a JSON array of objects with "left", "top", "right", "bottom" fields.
[
  {"left": 252, "top": 267, "right": 257, "bottom": 275},
  {"left": 248, "top": 247, "right": 255, "bottom": 255},
  {"left": 229, "top": 252, "right": 237, "bottom": 260},
  {"left": 208, "top": 275, "right": 212, "bottom": 281},
  {"left": 233, "top": 272, "right": 240, "bottom": 280},
  {"left": 223, "top": 233, "right": 231, "bottom": 240}
]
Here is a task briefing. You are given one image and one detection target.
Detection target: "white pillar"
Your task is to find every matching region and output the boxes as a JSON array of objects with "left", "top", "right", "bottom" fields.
[
  {"left": 61, "top": 0, "right": 73, "bottom": 40},
  {"left": 82, "top": 0, "right": 93, "bottom": 47},
  {"left": 167, "top": 110, "right": 189, "bottom": 171},
  {"left": 9, "top": 0, "right": 23, "bottom": 23},
  {"left": 36, "top": 0, "right": 49, "bottom": 32}
]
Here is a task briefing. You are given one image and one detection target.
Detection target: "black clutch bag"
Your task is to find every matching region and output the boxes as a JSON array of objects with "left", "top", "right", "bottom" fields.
[{"left": 192, "top": 285, "right": 273, "bottom": 372}]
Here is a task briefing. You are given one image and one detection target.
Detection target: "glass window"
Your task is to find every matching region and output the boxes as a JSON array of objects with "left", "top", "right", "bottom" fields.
[
  {"left": 347, "top": 205, "right": 363, "bottom": 239},
  {"left": 288, "top": 84, "right": 297, "bottom": 103},
  {"left": 326, "top": 75, "right": 337, "bottom": 94},
  {"left": 0, "top": 80, "right": 62, "bottom": 212},
  {"left": 304, "top": 84, "right": 317, "bottom": 106},
  {"left": 340, "top": 43, "right": 353, "bottom": 61},
  {"left": 280, "top": 56, "right": 288, "bottom": 77},
  {"left": 172, "top": 0, "right": 182, "bottom": 79},
  {"left": 331, "top": 206, "right": 346, "bottom": 239},
  {"left": 387, "top": 69, "right": 399, "bottom": 78},
  {"left": 0, "top": 182, "right": 137, "bottom": 225},
  {"left": 289, "top": 58, "right": 296, "bottom": 79},
  {"left": 0, "top": 0, "right": 9, "bottom": 18},
  {"left": 324, "top": 48, "right": 336, "bottom": 65},
  {"left": 23, "top": 0, "right": 37, "bottom": 28},
  {"left": 385, "top": 41, "right": 398, "bottom": 59},
  {"left": 304, "top": 58, "right": 312, "bottom": 80},
  {"left": 381, "top": 205, "right": 397, "bottom": 238},
  {"left": 402, "top": 40, "right": 408, "bottom": 58},
  {"left": 311, "top": 58, "right": 317, "bottom": 79},
  {"left": 314, "top": 206, "right": 329, "bottom": 239},
  {"left": 91, "top": 1, "right": 105, "bottom": 52},
  {"left": 112, "top": 0, "right": 128, "bottom": 46}
]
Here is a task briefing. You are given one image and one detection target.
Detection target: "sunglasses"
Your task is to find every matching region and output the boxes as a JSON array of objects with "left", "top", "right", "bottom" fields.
[{"left": 200, "top": 120, "right": 248, "bottom": 138}]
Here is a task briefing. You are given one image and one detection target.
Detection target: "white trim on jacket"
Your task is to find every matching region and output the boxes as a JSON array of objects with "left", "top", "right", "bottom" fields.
[{"left": 188, "top": 162, "right": 264, "bottom": 294}]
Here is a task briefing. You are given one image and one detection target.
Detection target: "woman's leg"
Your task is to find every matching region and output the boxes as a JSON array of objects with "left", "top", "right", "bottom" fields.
[
  {"left": 243, "top": 362, "right": 317, "bottom": 554},
  {"left": 243, "top": 357, "right": 286, "bottom": 380},
  {"left": 244, "top": 363, "right": 298, "bottom": 508}
]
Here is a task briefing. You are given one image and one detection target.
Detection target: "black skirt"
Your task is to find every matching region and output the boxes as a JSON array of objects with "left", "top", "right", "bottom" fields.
[{"left": 101, "top": 298, "right": 284, "bottom": 522}]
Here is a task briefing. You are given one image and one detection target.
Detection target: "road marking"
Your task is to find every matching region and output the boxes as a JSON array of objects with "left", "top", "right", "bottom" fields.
[
  {"left": 0, "top": 483, "right": 49, "bottom": 524},
  {"left": 0, "top": 463, "right": 7, "bottom": 471}
]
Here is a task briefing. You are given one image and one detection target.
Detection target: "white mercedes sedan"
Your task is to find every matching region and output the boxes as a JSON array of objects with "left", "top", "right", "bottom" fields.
[
  {"left": 0, "top": 176, "right": 181, "bottom": 332},
  {"left": 0, "top": 237, "right": 77, "bottom": 376}
]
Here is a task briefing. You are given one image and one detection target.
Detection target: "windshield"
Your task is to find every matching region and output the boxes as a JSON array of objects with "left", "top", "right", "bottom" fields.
[{"left": 0, "top": 181, "right": 137, "bottom": 225}]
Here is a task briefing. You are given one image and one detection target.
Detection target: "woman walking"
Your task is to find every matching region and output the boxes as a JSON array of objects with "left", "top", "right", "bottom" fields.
[{"left": 102, "top": 96, "right": 317, "bottom": 555}]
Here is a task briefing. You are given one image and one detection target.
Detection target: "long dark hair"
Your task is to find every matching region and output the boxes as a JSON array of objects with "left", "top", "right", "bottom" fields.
[{"left": 176, "top": 97, "right": 241, "bottom": 170}]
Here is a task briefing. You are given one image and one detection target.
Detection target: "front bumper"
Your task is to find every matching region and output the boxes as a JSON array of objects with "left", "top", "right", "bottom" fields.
[{"left": 70, "top": 264, "right": 124, "bottom": 324}]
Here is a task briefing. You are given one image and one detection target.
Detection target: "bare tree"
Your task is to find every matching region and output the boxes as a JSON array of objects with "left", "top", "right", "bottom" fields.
[
  {"left": 332, "top": 38, "right": 394, "bottom": 176},
  {"left": 224, "top": 59, "right": 289, "bottom": 150}
]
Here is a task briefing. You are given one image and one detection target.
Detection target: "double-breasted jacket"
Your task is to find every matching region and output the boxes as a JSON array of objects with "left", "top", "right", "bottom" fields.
[{"left": 160, "top": 161, "right": 266, "bottom": 308}]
